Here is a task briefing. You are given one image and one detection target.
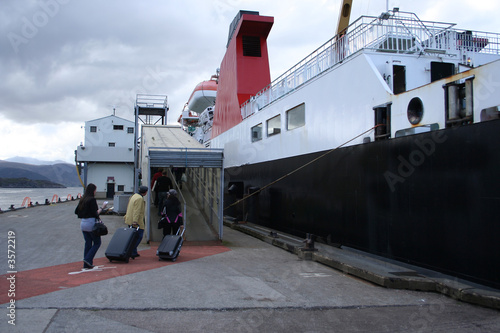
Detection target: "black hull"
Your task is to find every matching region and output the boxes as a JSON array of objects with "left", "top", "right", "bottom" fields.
[{"left": 224, "top": 120, "right": 500, "bottom": 289}]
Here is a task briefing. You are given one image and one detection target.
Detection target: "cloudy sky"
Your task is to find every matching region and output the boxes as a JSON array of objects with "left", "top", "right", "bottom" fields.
[{"left": 1, "top": 0, "right": 499, "bottom": 164}]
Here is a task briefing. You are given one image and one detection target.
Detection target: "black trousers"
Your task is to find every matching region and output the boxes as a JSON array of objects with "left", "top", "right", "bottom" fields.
[{"left": 162, "top": 223, "right": 181, "bottom": 236}]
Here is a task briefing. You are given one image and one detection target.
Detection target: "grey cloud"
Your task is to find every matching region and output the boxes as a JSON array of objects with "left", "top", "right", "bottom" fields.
[{"left": 0, "top": 0, "right": 229, "bottom": 126}]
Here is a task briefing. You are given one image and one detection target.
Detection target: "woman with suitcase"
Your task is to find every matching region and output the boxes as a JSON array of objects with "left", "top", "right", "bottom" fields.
[
  {"left": 157, "top": 189, "right": 185, "bottom": 261},
  {"left": 75, "top": 183, "right": 107, "bottom": 269},
  {"left": 160, "top": 189, "right": 183, "bottom": 237}
]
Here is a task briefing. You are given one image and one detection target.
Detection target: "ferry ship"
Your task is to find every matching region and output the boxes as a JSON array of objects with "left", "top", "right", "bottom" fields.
[{"left": 180, "top": 1, "right": 500, "bottom": 289}]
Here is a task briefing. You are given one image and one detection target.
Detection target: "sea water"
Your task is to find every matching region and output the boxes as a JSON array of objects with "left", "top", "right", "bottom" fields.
[{"left": 0, "top": 187, "right": 84, "bottom": 211}]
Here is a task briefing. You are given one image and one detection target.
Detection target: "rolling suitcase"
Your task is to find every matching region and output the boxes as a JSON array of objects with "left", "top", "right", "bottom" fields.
[
  {"left": 105, "top": 227, "right": 139, "bottom": 263},
  {"left": 157, "top": 228, "right": 185, "bottom": 261}
]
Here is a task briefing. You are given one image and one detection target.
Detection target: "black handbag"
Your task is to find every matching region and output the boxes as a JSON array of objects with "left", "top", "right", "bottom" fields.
[
  {"left": 93, "top": 219, "right": 108, "bottom": 236},
  {"left": 157, "top": 216, "right": 168, "bottom": 229}
]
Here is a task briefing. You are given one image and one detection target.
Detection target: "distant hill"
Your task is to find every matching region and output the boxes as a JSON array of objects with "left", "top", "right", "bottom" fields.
[
  {"left": 0, "top": 160, "right": 81, "bottom": 187},
  {"left": 0, "top": 177, "right": 66, "bottom": 188},
  {"left": 5, "top": 156, "right": 68, "bottom": 165}
]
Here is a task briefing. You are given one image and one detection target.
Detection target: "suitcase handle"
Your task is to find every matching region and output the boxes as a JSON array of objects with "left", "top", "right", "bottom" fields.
[{"left": 176, "top": 227, "right": 185, "bottom": 237}]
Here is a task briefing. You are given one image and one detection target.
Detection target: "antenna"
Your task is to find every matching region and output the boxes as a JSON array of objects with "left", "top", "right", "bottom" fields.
[{"left": 107, "top": 104, "right": 120, "bottom": 116}]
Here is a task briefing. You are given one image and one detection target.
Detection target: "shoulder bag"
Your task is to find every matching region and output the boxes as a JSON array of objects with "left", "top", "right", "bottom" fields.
[{"left": 92, "top": 218, "right": 108, "bottom": 236}]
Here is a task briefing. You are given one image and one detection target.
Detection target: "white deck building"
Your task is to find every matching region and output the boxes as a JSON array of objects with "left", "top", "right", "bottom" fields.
[{"left": 75, "top": 115, "right": 135, "bottom": 198}]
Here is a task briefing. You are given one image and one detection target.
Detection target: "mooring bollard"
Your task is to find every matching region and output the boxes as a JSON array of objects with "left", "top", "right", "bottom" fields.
[
  {"left": 299, "top": 233, "right": 318, "bottom": 260},
  {"left": 302, "top": 233, "right": 317, "bottom": 250}
]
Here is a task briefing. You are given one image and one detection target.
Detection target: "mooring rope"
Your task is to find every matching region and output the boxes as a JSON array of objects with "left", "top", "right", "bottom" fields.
[{"left": 224, "top": 125, "right": 382, "bottom": 211}]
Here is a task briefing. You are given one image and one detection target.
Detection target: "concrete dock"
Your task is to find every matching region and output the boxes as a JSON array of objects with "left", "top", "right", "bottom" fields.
[{"left": 0, "top": 199, "right": 499, "bottom": 332}]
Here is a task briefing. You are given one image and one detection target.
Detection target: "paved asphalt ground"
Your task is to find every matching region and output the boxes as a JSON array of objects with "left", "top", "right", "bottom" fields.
[{"left": 0, "top": 199, "right": 499, "bottom": 332}]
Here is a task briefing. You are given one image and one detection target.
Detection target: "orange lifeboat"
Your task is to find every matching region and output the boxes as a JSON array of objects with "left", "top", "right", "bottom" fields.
[{"left": 186, "top": 78, "right": 217, "bottom": 113}]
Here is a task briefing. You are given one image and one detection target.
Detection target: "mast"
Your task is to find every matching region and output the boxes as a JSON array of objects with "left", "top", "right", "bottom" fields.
[{"left": 336, "top": 0, "right": 353, "bottom": 36}]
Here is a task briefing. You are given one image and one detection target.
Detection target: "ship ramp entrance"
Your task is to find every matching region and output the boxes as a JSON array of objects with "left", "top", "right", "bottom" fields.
[{"left": 139, "top": 125, "right": 224, "bottom": 243}]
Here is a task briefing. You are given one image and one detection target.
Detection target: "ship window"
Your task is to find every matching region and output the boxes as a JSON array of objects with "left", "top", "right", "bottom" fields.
[
  {"left": 113, "top": 125, "right": 124, "bottom": 130},
  {"left": 251, "top": 123, "right": 263, "bottom": 142},
  {"left": 431, "top": 62, "right": 455, "bottom": 82},
  {"left": 286, "top": 103, "right": 305, "bottom": 130},
  {"left": 407, "top": 97, "right": 424, "bottom": 125},
  {"left": 90, "top": 126, "right": 97, "bottom": 132},
  {"left": 267, "top": 115, "right": 281, "bottom": 137},
  {"left": 108, "top": 142, "right": 116, "bottom": 147},
  {"left": 242, "top": 36, "right": 261, "bottom": 57},
  {"left": 127, "top": 127, "right": 134, "bottom": 133}
]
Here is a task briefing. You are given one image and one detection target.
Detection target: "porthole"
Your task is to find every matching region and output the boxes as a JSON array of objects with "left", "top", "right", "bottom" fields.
[{"left": 407, "top": 97, "right": 424, "bottom": 125}]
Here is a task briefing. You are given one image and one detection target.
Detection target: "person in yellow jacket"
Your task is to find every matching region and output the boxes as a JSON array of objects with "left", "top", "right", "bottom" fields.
[{"left": 124, "top": 186, "right": 148, "bottom": 258}]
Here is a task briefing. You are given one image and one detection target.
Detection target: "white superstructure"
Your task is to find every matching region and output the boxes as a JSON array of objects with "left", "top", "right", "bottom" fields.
[
  {"left": 75, "top": 115, "right": 135, "bottom": 197},
  {"left": 211, "top": 10, "right": 500, "bottom": 168}
]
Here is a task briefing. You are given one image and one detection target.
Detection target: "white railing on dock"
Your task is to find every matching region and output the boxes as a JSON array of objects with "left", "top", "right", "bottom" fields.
[{"left": 240, "top": 11, "right": 500, "bottom": 119}]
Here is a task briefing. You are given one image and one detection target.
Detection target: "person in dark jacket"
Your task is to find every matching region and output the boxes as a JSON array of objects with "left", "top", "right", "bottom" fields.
[
  {"left": 155, "top": 170, "right": 173, "bottom": 215},
  {"left": 75, "top": 183, "right": 107, "bottom": 269},
  {"left": 173, "top": 167, "right": 185, "bottom": 189},
  {"left": 160, "top": 189, "right": 183, "bottom": 237},
  {"left": 151, "top": 168, "right": 163, "bottom": 207}
]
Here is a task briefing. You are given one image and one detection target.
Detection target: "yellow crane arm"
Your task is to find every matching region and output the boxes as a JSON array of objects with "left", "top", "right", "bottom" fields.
[{"left": 336, "top": 0, "right": 352, "bottom": 36}]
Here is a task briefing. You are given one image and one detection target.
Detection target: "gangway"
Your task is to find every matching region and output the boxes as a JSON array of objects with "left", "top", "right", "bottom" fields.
[
  {"left": 168, "top": 168, "right": 220, "bottom": 242},
  {"left": 139, "top": 125, "right": 224, "bottom": 243}
]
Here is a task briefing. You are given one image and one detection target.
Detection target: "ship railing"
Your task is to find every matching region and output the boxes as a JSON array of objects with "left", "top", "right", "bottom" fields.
[
  {"left": 240, "top": 11, "right": 500, "bottom": 119},
  {"left": 136, "top": 94, "right": 168, "bottom": 109},
  {"left": 454, "top": 30, "right": 500, "bottom": 66}
]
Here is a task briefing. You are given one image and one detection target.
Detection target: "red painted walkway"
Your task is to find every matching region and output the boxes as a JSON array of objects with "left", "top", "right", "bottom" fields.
[{"left": 1, "top": 245, "right": 230, "bottom": 303}]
